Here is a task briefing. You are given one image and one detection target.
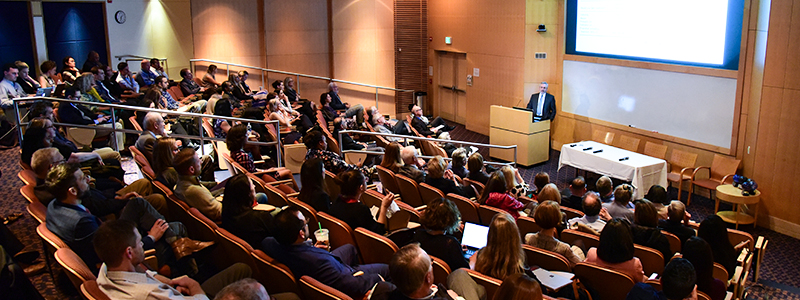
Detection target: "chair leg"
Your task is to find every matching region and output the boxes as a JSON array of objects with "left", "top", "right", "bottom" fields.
[
  {"left": 41, "top": 238, "right": 55, "bottom": 280},
  {"left": 677, "top": 180, "right": 683, "bottom": 202},
  {"left": 686, "top": 183, "right": 693, "bottom": 206}
]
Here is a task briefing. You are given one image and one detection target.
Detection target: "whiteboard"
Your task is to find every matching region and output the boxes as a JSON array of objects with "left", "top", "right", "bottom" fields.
[{"left": 561, "top": 60, "right": 737, "bottom": 148}]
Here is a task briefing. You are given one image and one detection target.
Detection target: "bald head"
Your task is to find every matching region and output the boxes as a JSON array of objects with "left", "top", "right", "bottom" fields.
[
  {"left": 401, "top": 146, "right": 417, "bottom": 165},
  {"left": 582, "top": 191, "right": 602, "bottom": 217},
  {"left": 143, "top": 112, "right": 164, "bottom": 133}
]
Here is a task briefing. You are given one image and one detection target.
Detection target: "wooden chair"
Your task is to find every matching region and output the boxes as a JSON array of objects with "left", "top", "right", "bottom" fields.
[
  {"left": 697, "top": 291, "right": 712, "bottom": 300},
  {"left": 690, "top": 154, "right": 740, "bottom": 206},
  {"left": 55, "top": 248, "right": 96, "bottom": 291},
  {"left": 753, "top": 236, "right": 768, "bottom": 283},
  {"left": 516, "top": 216, "right": 542, "bottom": 237},
  {"left": 465, "top": 269, "right": 502, "bottom": 300},
  {"left": 27, "top": 201, "right": 47, "bottom": 223},
  {"left": 731, "top": 248, "right": 754, "bottom": 299},
  {"left": 18, "top": 169, "right": 37, "bottom": 185},
  {"left": 396, "top": 174, "right": 425, "bottom": 208},
  {"left": 185, "top": 207, "right": 219, "bottom": 243},
  {"left": 375, "top": 165, "right": 400, "bottom": 195},
  {"left": 418, "top": 182, "right": 444, "bottom": 205},
  {"left": 463, "top": 178, "right": 484, "bottom": 195},
  {"left": 592, "top": 129, "right": 615, "bottom": 144},
  {"left": 81, "top": 280, "right": 112, "bottom": 300},
  {"left": 727, "top": 228, "right": 754, "bottom": 253},
  {"left": 616, "top": 135, "right": 641, "bottom": 152},
  {"left": 129, "top": 115, "right": 143, "bottom": 132},
  {"left": 712, "top": 262, "right": 729, "bottom": 287},
  {"left": 643, "top": 141, "right": 668, "bottom": 159},
  {"left": 634, "top": 244, "right": 665, "bottom": 276},
  {"left": 661, "top": 230, "right": 682, "bottom": 255},
  {"left": 318, "top": 212, "right": 357, "bottom": 251},
  {"left": 287, "top": 197, "right": 321, "bottom": 232},
  {"left": 299, "top": 275, "right": 354, "bottom": 300},
  {"left": 666, "top": 149, "right": 698, "bottom": 202},
  {"left": 214, "top": 228, "right": 256, "bottom": 272},
  {"left": 431, "top": 255, "right": 451, "bottom": 285},
  {"left": 574, "top": 262, "right": 635, "bottom": 300},
  {"left": 252, "top": 250, "right": 300, "bottom": 295},
  {"left": 523, "top": 244, "right": 572, "bottom": 272},
  {"left": 37, "top": 223, "right": 67, "bottom": 279},
  {"left": 560, "top": 229, "right": 600, "bottom": 250},
  {"left": 354, "top": 228, "right": 399, "bottom": 265},
  {"left": 477, "top": 205, "right": 507, "bottom": 226},
  {"left": 447, "top": 193, "right": 481, "bottom": 224},
  {"left": 324, "top": 171, "right": 342, "bottom": 199},
  {"left": 168, "top": 85, "right": 185, "bottom": 100},
  {"left": 20, "top": 185, "right": 38, "bottom": 203},
  {"left": 561, "top": 207, "right": 584, "bottom": 220}
]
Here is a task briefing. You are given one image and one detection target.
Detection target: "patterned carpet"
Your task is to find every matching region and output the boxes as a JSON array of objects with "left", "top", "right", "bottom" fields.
[{"left": 2, "top": 120, "right": 798, "bottom": 298}]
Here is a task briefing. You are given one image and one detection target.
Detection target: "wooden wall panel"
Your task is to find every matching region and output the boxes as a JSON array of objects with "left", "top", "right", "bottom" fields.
[
  {"left": 784, "top": 2, "right": 800, "bottom": 90},
  {"left": 192, "top": 0, "right": 264, "bottom": 65},
  {"left": 762, "top": 0, "right": 791, "bottom": 87}
]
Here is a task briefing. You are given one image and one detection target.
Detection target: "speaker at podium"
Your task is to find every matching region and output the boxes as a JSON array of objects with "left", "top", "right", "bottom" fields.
[{"left": 489, "top": 105, "right": 550, "bottom": 166}]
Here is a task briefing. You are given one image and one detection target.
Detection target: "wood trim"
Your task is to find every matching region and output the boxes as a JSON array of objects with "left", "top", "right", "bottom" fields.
[
  {"left": 563, "top": 54, "right": 739, "bottom": 79},
  {"left": 27, "top": 1, "right": 40, "bottom": 73},
  {"left": 326, "top": 0, "right": 334, "bottom": 78}
]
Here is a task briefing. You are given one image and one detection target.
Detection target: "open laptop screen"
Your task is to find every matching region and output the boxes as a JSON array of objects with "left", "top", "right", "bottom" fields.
[{"left": 461, "top": 222, "right": 489, "bottom": 250}]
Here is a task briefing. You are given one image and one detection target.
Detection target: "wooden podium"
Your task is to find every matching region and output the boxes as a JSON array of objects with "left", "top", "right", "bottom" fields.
[{"left": 489, "top": 105, "right": 550, "bottom": 166}]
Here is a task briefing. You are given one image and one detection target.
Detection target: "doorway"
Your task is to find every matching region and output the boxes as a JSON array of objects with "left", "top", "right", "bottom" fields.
[{"left": 436, "top": 51, "right": 467, "bottom": 124}]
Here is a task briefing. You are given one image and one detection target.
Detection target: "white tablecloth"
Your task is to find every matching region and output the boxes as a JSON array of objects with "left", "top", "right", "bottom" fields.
[{"left": 558, "top": 141, "right": 668, "bottom": 199}]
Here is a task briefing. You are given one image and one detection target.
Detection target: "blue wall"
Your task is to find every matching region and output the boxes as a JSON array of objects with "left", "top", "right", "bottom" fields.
[
  {"left": 42, "top": 2, "right": 108, "bottom": 72},
  {"left": 0, "top": 2, "right": 35, "bottom": 70}
]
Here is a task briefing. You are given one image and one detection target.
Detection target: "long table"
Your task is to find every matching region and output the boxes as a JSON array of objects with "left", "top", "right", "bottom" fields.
[{"left": 558, "top": 141, "right": 667, "bottom": 199}]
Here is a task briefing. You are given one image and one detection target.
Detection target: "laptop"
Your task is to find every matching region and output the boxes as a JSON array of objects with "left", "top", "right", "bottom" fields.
[
  {"left": 461, "top": 222, "right": 489, "bottom": 259},
  {"left": 35, "top": 87, "right": 54, "bottom": 97}
]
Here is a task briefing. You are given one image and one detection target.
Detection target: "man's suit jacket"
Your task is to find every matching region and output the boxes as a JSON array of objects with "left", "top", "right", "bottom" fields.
[
  {"left": 410, "top": 116, "right": 434, "bottom": 137},
  {"left": 526, "top": 92, "right": 556, "bottom": 121},
  {"left": 135, "top": 132, "right": 157, "bottom": 163},
  {"left": 261, "top": 237, "right": 382, "bottom": 299},
  {"left": 46, "top": 200, "right": 103, "bottom": 269},
  {"left": 58, "top": 103, "right": 98, "bottom": 126},
  {"left": 328, "top": 91, "right": 347, "bottom": 110}
]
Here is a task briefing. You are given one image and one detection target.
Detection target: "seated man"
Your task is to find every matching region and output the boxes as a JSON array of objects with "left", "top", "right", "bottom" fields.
[
  {"left": 150, "top": 58, "right": 168, "bottom": 79},
  {"left": 58, "top": 87, "right": 126, "bottom": 151},
  {"left": 626, "top": 258, "right": 697, "bottom": 300},
  {"left": 90, "top": 66, "right": 118, "bottom": 103},
  {"left": 369, "top": 244, "right": 485, "bottom": 300},
  {"left": 174, "top": 148, "right": 223, "bottom": 220},
  {"left": 1, "top": 63, "right": 27, "bottom": 124},
  {"left": 408, "top": 105, "right": 454, "bottom": 138},
  {"left": 399, "top": 146, "right": 426, "bottom": 183},
  {"left": 214, "top": 278, "right": 300, "bottom": 300},
  {"left": 179, "top": 68, "right": 205, "bottom": 97},
  {"left": 94, "top": 220, "right": 249, "bottom": 300},
  {"left": 155, "top": 76, "right": 207, "bottom": 113},
  {"left": 45, "top": 163, "right": 211, "bottom": 273},
  {"left": 561, "top": 176, "right": 587, "bottom": 211},
  {"left": 602, "top": 184, "right": 635, "bottom": 223},
  {"left": 115, "top": 62, "right": 140, "bottom": 93},
  {"left": 261, "top": 207, "right": 389, "bottom": 299},
  {"left": 658, "top": 201, "right": 696, "bottom": 246},
  {"left": 136, "top": 59, "right": 158, "bottom": 88},
  {"left": 326, "top": 82, "right": 366, "bottom": 126},
  {"left": 29, "top": 99, "right": 121, "bottom": 161},
  {"left": 568, "top": 191, "right": 607, "bottom": 234},
  {"left": 596, "top": 176, "right": 615, "bottom": 203},
  {"left": 446, "top": 148, "right": 469, "bottom": 179}
]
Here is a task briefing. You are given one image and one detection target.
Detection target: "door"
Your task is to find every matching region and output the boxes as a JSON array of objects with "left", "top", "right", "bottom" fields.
[{"left": 437, "top": 51, "right": 467, "bottom": 124}]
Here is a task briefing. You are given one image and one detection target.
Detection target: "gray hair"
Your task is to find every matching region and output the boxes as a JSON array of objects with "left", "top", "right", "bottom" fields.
[
  {"left": 400, "top": 146, "right": 417, "bottom": 164},
  {"left": 541, "top": 81, "right": 548, "bottom": 87},
  {"left": 213, "top": 278, "right": 268, "bottom": 300},
  {"left": 142, "top": 112, "right": 163, "bottom": 131}
]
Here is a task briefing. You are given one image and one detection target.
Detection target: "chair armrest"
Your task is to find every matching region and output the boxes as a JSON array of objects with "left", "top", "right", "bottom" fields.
[
  {"left": 721, "top": 174, "right": 735, "bottom": 184},
  {"left": 262, "top": 179, "right": 294, "bottom": 186},
  {"left": 730, "top": 266, "right": 743, "bottom": 286},
  {"left": 679, "top": 167, "right": 694, "bottom": 179},
  {"left": 691, "top": 166, "right": 710, "bottom": 180},
  {"left": 366, "top": 184, "right": 378, "bottom": 190},
  {"left": 415, "top": 205, "right": 427, "bottom": 213},
  {"left": 286, "top": 192, "right": 299, "bottom": 197},
  {"left": 253, "top": 160, "right": 266, "bottom": 165}
]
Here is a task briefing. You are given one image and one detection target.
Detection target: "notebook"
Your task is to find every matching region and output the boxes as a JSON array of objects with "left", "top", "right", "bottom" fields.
[{"left": 461, "top": 222, "right": 489, "bottom": 259}]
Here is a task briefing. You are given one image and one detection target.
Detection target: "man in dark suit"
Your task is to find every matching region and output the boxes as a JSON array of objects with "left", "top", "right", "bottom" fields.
[
  {"left": 526, "top": 81, "right": 556, "bottom": 121},
  {"left": 261, "top": 207, "right": 389, "bottom": 299},
  {"left": 409, "top": 104, "right": 454, "bottom": 138}
]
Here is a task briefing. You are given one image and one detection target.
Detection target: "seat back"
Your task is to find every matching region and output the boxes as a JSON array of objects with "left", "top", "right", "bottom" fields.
[
  {"left": 354, "top": 228, "right": 399, "bottom": 265},
  {"left": 20, "top": 185, "right": 38, "bottom": 203},
  {"left": 81, "top": 280, "right": 112, "bottom": 300},
  {"left": 221, "top": 151, "right": 248, "bottom": 175},
  {"left": 616, "top": 135, "right": 641, "bottom": 152},
  {"left": 168, "top": 86, "right": 185, "bottom": 100},
  {"left": 37, "top": 223, "right": 68, "bottom": 250},
  {"left": 643, "top": 141, "right": 668, "bottom": 159},
  {"left": 152, "top": 180, "right": 174, "bottom": 197},
  {"left": 463, "top": 178, "right": 484, "bottom": 195},
  {"left": 465, "top": 269, "right": 502, "bottom": 300},
  {"left": 727, "top": 228, "right": 754, "bottom": 253},
  {"left": 18, "top": 170, "right": 37, "bottom": 185},
  {"left": 710, "top": 154, "right": 741, "bottom": 182},
  {"left": 523, "top": 244, "right": 572, "bottom": 272},
  {"left": 668, "top": 149, "right": 698, "bottom": 173},
  {"left": 287, "top": 197, "right": 321, "bottom": 232},
  {"left": 661, "top": 230, "right": 682, "bottom": 255},
  {"left": 634, "top": 244, "right": 665, "bottom": 276},
  {"left": 561, "top": 207, "right": 584, "bottom": 220},
  {"left": 129, "top": 115, "right": 143, "bottom": 132},
  {"left": 574, "top": 262, "right": 635, "bottom": 300},
  {"left": 214, "top": 228, "right": 256, "bottom": 272},
  {"left": 361, "top": 189, "right": 384, "bottom": 209},
  {"left": 201, "top": 117, "right": 216, "bottom": 138},
  {"left": 697, "top": 291, "right": 712, "bottom": 300},
  {"left": 592, "top": 129, "right": 615, "bottom": 144},
  {"left": 185, "top": 207, "right": 219, "bottom": 243},
  {"left": 165, "top": 196, "right": 193, "bottom": 232},
  {"left": 418, "top": 182, "right": 445, "bottom": 205},
  {"left": 396, "top": 174, "right": 424, "bottom": 207},
  {"left": 430, "top": 255, "right": 451, "bottom": 285},
  {"left": 516, "top": 216, "right": 542, "bottom": 237},
  {"left": 375, "top": 165, "right": 400, "bottom": 195},
  {"left": 259, "top": 179, "right": 290, "bottom": 207},
  {"left": 55, "top": 248, "right": 96, "bottom": 290},
  {"left": 324, "top": 171, "right": 342, "bottom": 199},
  {"left": 712, "top": 262, "right": 729, "bottom": 287},
  {"left": 252, "top": 250, "right": 299, "bottom": 294},
  {"left": 418, "top": 139, "right": 448, "bottom": 158},
  {"left": 396, "top": 200, "right": 422, "bottom": 225},
  {"left": 318, "top": 212, "right": 356, "bottom": 250},
  {"left": 129, "top": 145, "right": 156, "bottom": 179},
  {"left": 28, "top": 201, "right": 47, "bottom": 223},
  {"left": 299, "top": 275, "right": 354, "bottom": 300},
  {"left": 560, "top": 229, "right": 600, "bottom": 249},
  {"left": 447, "top": 193, "right": 481, "bottom": 224},
  {"left": 477, "top": 205, "right": 507, "bottom": 226}
]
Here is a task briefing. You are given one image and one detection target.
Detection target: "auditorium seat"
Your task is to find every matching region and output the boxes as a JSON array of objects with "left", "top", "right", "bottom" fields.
[
  {"left": 516, "top": 216, "right": 542, "bottom": 237},
  {"left": 523, "top": 244, "right": 571, "bottom": 272},
  {"left": 430, "top": 255, "right": 451, "bottom": 285},
  {"left": 27, "top": 201, "right": 47, "bottom": 224},
  {"left": 666, "top": 149, "right": 697, "bottom": 202},
  {"left": 375, "top": 165, "right": 400, "bottom": 195},
  {"left": 560, "top": 207, "right": 584, "bottom": 221},
  {"left": 396, "top": 174, "right": 425, "bottom": 208},
  {"left": 477, "top": 205, "right": 507, "bottom": 226},
  {"left": 560, "top": 229, "right": 600, "bottom": 250},
  {"left": 299, "top": 275, "right": 354, "bottom": 300},
  {"left": 17, "top": 169, "right": 37, "bottom": 185},
  {"left": 252, "top": 250, "right": 300, "bottom": 295},
  {"left": 661, "top": 230, "right": 682, "bottom": 255},
  {"left": 286, "top": 197, "right": 321, "bottom": 232},
  {"left": 317, "top": 212, "right": 357, "bottom": 252},
  {"left": 354, "top": 228, "right": 399, "bottom": 265},
  {"left": 465, "top": 269, "right": 502, "bottom": 300},
  {"left": 574, "top": 262, "right": 635, "bottom": 300},
  {"left": 447, "top": 193, "right": 480, "bottom": 224},
  {"left": 634, "top": 244, "right": 665, "bottom": 276},
  {"left": 81, "top": 280, "right": 112, "bottom": 300},
  {"left": 418, "top": 182, "right": 444, "bottom": 205},
  {"left": 214, "top": 227, "right": 257, "bottom": 273},
  {"left": 55, "top": 248, "right": 96, "bottom": 291}
]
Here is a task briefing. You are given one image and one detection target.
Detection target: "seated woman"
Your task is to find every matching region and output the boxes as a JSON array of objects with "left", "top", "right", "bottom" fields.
[
  {"left": 202, "top": 64, "right": 221, "bottom": 90},
  {"left": 471, "top": 212, "right": 526, "bottom": 280},
  {"left": 298, "top": 158, "right": 332, "bottom": 213},
  {"left": 478, "top": 171, "right": 530, "bottom": 219},
  {"left": 536, "top": 183, "right": 561, "bottom": 203},
  {"left": 39, "top": 60, "right": 59, "bottom": 88},
  {"left": 327, "top": 170, "right": 393, "bottom": 235},
  {"left": 584, "top": 218, "right": 646, "bottom": 282},
  {"left": 644, "top": 185, "right": 670, "bottom": 220},
  {"left": 631, "top": 199, "right": 672, "bottom": 264},
  {"left": 500, "top": 166, "right": 531, "bottom": 199},
  {"left": 683, "top": 237, "right": 727, "bottom": 300},
  {"left": 493, "top": 273, "right": 544, "bottom": 300},
  {"left": 226, "top": 124, "right": 291, "bottom": 181},
  {"left": 304, "top": 130, "right": 374, "bottom": 177},
  {"left": 532, "top": 172, "right": 550, "bottom": 198},
  {"left": 213, "top": 98, "right": 235, "bottom": 139},
  {"left": 698, "top": 215, "right": 738, "bottom": 278},
  {"left": 467, "top": 152, "right": 491, "bottom": 185},
  {"left": 524, "top": 201, "right": 585, "bottom": 266},
  {"left": 447, "top": 148, "right": 469, "bottom": 179},
  {"left": 424, "top": 156, "right": 474, "bottom": 199},
  {"left": 241, "top": 107, "right": 278, "bottom": 164},
  {"left": 379, "top": 142, "right": 404, "bottom": 174},
  {"left": 61, "top": 56, "right": 79, "bottom": 84},
  {"left": 413, "top": 198, "right": 469, "bottom": 271},
  {"left": 267, "top": 98, "right": 302, "bottom": 144},
  {"left": 220, "top": 173, "right": 274, "bottom": 247},
  {"left": 151, "top": 137, "right": 180, "bottom": 188}
]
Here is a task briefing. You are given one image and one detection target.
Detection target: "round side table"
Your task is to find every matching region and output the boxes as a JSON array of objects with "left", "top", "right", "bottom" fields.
[{"left": 715, "top": 184, "right": 760, "bottom": 229}]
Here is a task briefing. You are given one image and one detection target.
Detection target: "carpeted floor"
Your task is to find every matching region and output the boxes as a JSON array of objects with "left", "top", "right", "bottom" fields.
[{"left": 3, "top": 120, "right": 799, "bottom": 298}]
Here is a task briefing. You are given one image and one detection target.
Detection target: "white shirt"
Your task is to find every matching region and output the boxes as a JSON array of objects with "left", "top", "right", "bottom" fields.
[
  {"left": 0, "top": 78, "right": 25, "bottom": 108},
  {"left": 97, "top": 263, "right": 209, "bottom": 300},
  {"left": 536, "top": 93, "right": 545, "bottom": 116},
  {"left": 568, "top": 215, "right": 607, "bottom": 233}
]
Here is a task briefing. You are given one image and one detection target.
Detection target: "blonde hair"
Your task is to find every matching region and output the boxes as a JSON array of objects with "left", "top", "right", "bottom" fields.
[
  {"left": 537, "top": 183, "right": 561, "bottom": 204},
  {"left": 499, "top": 165, "right": 517, "bottom": 191},
  {"left": 31, "top": 148, "right": 61, "bottom": 178},
  {"left": 426, "top": 156, "right": 446, "bottom": 179},
  {"left": 475, "top": 212, "right": 525, "bottom": 280}
]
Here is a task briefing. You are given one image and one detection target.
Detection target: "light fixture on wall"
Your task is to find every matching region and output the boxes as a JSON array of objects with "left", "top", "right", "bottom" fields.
[{"left": 537, "top": 24, "right": 546, "bottom": 32}]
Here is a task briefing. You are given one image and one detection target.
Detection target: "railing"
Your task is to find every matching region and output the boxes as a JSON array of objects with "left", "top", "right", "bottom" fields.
[
  {"left": 13, "top": 97, "right": 283, "bottom": 166},
  {"left": 114, "top": 54, "right": 169, "bottom": 77},
  {"left": 189, "top": 58, "right": 415, "bottom": 108},
  {"left": 338, "top": 130, "right": 518, "bottom": 167}
]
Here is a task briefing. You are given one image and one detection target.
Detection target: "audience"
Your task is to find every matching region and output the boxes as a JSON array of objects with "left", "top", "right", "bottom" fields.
[
  {"left": 561, "top": 176, "right": 587, "bottom": 210},
  {"left": 568, "top": 191, "right": 607, "bottom": 234},
  {"left": 500, "top": 166, "right": 531, "bottom": 199},
  {"left": 399, "top": 145, "right": 426, "bottom": 183},
  {"left": 596, "top": 176, "right": 614, "bottom": 203},
  {"left": 221, "top": 174, "right": 273, "bottom": 247},
  {"left": 203, "top": 64, "right": 221, "bottom": 89},
  {"left": 115, "top": 62, "right": 140, "bottom": 93},
  {"left": 626, "top": 258, "right": 697, "bottom": 300},
  {"left": 584, "top": 218, "right": 646, "bottom": 282},
  {"left": 472, "top": 212, "right": 525, "bottom": 280},
  {"left": 14, "top": 61, "right": 39, "bottom": 94},
  {"left": 645, "top": 185, "right": 670, "bottom": 219},
  {"left": 304, "top": 130, "right": 373, "bottom": 176},
  {"left": 180, "top": 68, "right": 206, "bottom": 97},
  {"left": 682, "top": 237, "right": 726, "bottom": 300},
  {"left": 478, "top": 171, "right": 528, "bottom": 219},
  {"left": 425, "top": 155, "right": 474, "bottom": 198},
  {"left": 603, "top": 184, "right": 635, "bottom": 222},
  {"left": 659, "top": 201, "right": 696, "bottom": 246},
  {"left": 38, "top": 60, "right": 58, "bottom": 88},
  {"left": 448, "top": 148, "right": 469, "bottom": 179},
  {"left": 328, "top": 170, "right": 392, "bottom": 235},
  {"left": 525, "top": 201, "right": 585, "bottom": 266},
  {"left": 58, "top": 87, "right": 126, "bottom": 150},
  {"left": 413, "top": 198, "right": 469, "bottom": 270},
  {"left": 298, "top": 158, "right": 332, "bottom": 212},
  {"left": 28, "top": 99, "right": 121, "bottom": 161},
  {"left": 174, "top": 148, "right": 224, "bottom": 220},
  {"left": 697, "top": 215, "right": 737, "bottom": 278},
  {"left": 261, "top": 207, "right": 389, "bottom": 299},
  {"left": 493, "top": 273, "right": 544, "bottom": 300},
  {"left": 631, "top": 199, "right": 672, "bottom": 263},
  {"left": 466, "top": 152, "right": 490, "bottom": 185},
  {"left": 327, "top": 82, "right": 366, "bottom": 126},
  {"left": 213, "top": 278, "right": 300, "bottom": 300}
]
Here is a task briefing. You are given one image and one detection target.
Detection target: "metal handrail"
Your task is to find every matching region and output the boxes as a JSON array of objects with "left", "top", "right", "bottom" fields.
[
  {"left": 189, "top": 58, "right": 415, "bottom": 108},
  {"left": 13, "top": 96, "right": 283, "bottom": 166},
  {"left": 114, "top": 54, "right": 169, "bottom": 77},
  {"left": 340, "top": 149, "right": 515, "bottom": 167}
]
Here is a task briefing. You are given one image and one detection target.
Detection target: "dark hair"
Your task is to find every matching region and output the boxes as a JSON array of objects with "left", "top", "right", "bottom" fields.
[
  {"left": 319, "top": 93, "right": 330, "bottom": 105},
  {"left": 299, "top": 158, "right": 327, "bottom": 208},
  {"left": 214, "top": 278, "right": 265, "bottom": 300},
  {"left": 173, "top": 148, "right": 198, "bottom": 175},
  {"left": 645, "top": 185, "right": 668, "bottom": 205},
  {"left": 304, "top": 130, "right": 325, "bottom": 150},
  {"left": 143, "top": 89, "right": 161, "bottom": 106},
  {"left": 614, "top": 184, "right": 633, "bottom": 205},
  {"left": 179, "top": 68, "right": 190, "bottom": 78},
  {"left": 241, "top": 107, "right": 264, "bottom": 121},
  {"left": 45, "top": 162, "right": 82, "bottom": 201},
  {"left": 61, "top": 56, "right": 74, "bottom": 69},
  {"left": 215, "top": 99, "right": 232, "bottom": 117},
  {"left": 22, "top": 118, "right": 52, "bottom": 164},
  {"left": 152, "top": 137, "right": 177, "bottom": 175},
  {"left": 155, "top": 75, "right": 166, "bottom": 85},
  {"left": 479, "top": 171, "right": 508, "bottom": 204},
  {"left": 467, "top": 152, "right": 484, "bottom": 174},
  {"left": 222, "top": 174, "right": 255, "bottom": 219},
  {"left": 634, "top": 199, "right": 659, "bottom": 228},
  {"left": 682, "top": 237, "right": 714, "bottom": 294},
  {"left": 597, "top": 219, "right": 635, "bottom": 263},
  {"left": 408, "top": 103, "right": 415, "bottom": 112},
  {"left": 150, "top": 58, "right": 160, "bottom": 65},
  {"left": 117, "top": 62, "right": 128, "bottom": 71},
  {"left": 697, "top": 215, "right": 736, "bottom": 271},
  {"left": 661, "top": 258, "right": 697, "bottom": 300},
  {"left": 90, "top": 65, "right": 104, "bottom": 75},
  {"left": 570, "top": 176, "right": 586, "bottom": 190},
  {"left": 334, "top": 170, "right": 365, "bottom": 197},
  {"left": 273, "top": 207, "right": 305, "bottom": 245},
  {"left": 29, "top": 100, "right": 54, "bottom": 119},
  {"left": 581, "top": 191, "right": 602, "bottom": 216},
  {"left": 420, "top": 198, "right": 461, "bottom": 234},
  {"left": 271, "top": 80, "right": 282, "bottom": 90},
  {"left": 226, "top": 124, "right": 249, "bottom": 152},
  {"left": 492, "top": 273, "right": 544, "bottom": 300},
  {"left": 63, "top": 87, "right": 80, "bottom": 99},
  {"left": 93, "top": 220, "right": 138, "bottom": 267},
  {"left": 208, "top": 64, "right": 217, "bottom": 72},
  {"left": 533, "top": 172, "right": 550, "bottom": 192},
  {"left": 40, "top": 60, "right": 57, "bottom": 74}
]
